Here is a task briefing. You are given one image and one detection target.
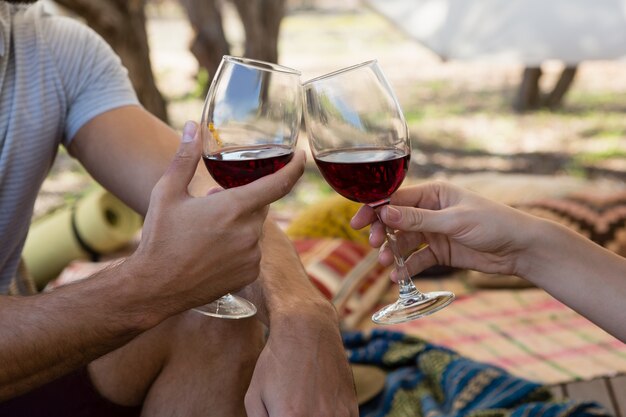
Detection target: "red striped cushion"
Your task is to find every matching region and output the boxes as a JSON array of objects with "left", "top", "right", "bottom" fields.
[{"left": 294, "top": 238, "right": 390, "bottom": 328}]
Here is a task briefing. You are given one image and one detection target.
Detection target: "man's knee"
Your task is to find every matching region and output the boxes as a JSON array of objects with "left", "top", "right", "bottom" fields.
[
  {"left": 88, "top": 310, "right": 264, "bottom": 407},
  {"left": 167, "top": 311, "right": 265, "bottom": 359}
]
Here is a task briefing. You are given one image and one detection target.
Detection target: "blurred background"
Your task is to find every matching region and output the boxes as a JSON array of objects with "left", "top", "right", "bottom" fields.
[
  {"left": 24, "top": 2, "right": 626, "bottom": 397},
  {"left": 38, "top": 0, "right": 626, "bottom": 218}
]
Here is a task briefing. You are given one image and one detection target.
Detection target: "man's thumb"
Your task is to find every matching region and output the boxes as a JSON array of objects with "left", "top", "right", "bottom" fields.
[{"left": 159, "top": 121, "right": 201, "bottom": 195}]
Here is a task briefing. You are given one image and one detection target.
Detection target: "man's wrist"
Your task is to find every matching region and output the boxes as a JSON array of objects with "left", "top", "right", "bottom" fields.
[
  {"left": 107, "top": 254, "right": 171, "bottom": 332},
  {"left": 257, "top": 220, "right": 342, "bottom": 332},
  {"left": 269, "top": 297, "right": 339, "bottom": 333}
]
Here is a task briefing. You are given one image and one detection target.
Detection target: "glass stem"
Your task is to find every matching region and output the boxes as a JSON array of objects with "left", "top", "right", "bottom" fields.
[{"left": 374, "top": 206, "right": 426, "bottom": 301}]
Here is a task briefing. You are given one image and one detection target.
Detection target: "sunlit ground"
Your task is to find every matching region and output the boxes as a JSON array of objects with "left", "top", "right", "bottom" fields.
[{"left": 38, "top": 4, "right": 626, "bottom": 218}]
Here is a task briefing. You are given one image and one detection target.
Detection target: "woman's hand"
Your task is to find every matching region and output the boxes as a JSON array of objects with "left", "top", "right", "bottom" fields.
[{"left": 351, "top": 181, "right": 539, "bottom": 281}]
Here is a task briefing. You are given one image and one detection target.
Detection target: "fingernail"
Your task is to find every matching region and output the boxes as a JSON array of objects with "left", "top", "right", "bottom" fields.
[
  {"left": 385, "top": 206, "right": 401, "bottom": 222},
  {"left": 182, "top": 121, "right": 197, "bottom": 143}
]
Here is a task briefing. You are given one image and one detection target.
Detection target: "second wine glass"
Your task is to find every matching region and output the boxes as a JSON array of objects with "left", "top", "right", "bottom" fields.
[
  {"left": 302, "top": 60, "right": 455, "bottom": 324},
  {"left": 197, "top": 55, "right": 302, "bottom": 319}
]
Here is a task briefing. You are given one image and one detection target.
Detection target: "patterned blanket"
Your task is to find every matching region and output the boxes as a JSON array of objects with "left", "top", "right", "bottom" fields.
[
  {"left": 345, "top": 330, "right": 611, "bottom": 417},
  {"left": 359, "top": 287, "right": 626, "bottom": 385}
]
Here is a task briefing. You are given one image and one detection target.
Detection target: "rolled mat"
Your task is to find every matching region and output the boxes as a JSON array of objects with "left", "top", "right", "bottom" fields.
[{"left": 22, "top": 187, "right": 142, "bottom": 290}]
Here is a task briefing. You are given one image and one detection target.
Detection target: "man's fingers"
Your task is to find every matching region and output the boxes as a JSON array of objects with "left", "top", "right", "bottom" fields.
[
  {"left": 380, "top": 205, "right": 451, "bottom": 234},
  {"left": 158, "top": 121, "right": 201, "bottom": 197},
  {"left": 227, "top": 150, "right": 305, "bottom": 212}
]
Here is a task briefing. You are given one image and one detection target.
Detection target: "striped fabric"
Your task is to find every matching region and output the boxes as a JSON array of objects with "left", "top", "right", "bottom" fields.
[
  {"left": 360, "top": 285, "right": 626, "bottom": 384},
  {"left": 294, "top": 238, "right": 392, "bottom": 328},
  {"left": 0, "top": 3, "right": 138, "bottom": 293},
  {"left": 345, "top": 330, "right": 611, "bottom": 417}
]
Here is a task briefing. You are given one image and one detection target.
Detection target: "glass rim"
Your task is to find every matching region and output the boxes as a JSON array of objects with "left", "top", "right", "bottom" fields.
[
  {"left": 302, "top": 60, "right": 378, "bottom": 86},
  {"left": 223, "top": 55, "right": 301, "bottom": 76}
]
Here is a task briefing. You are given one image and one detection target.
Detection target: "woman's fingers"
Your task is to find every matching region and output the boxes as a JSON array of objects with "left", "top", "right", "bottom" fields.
[
  {"left": 388, "top": 181, "right": 462, "bottom": 209},
  {"left": 350, "top": 205, "right": 377, "bottom": 230},
  {"left": 388, "top": 246, "right": 439, "bottom": 282},
  {"left": 380, "top": 205, "right": 454, "bottom": 235},
  {"left": 368, "top": 221, "right": 386, "bottom": 247},
  {"left": 378, "top": 231, "right": 428, "bottom": 266}
]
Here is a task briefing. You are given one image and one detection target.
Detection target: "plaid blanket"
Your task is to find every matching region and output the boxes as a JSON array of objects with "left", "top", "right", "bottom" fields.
[
  {"left": 359, "top": 286, "right": 626, "bottom": 384},
  {"left": 345, "top": 330, "right": 611, "bottom": 417}
]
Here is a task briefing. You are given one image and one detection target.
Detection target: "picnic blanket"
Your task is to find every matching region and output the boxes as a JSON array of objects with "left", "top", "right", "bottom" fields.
[
  {"left": 359, "top": 286, "right": 626, "bottom": 384},
  {"left": 345, "top": 330, "right": 611, "bottom": 417}
]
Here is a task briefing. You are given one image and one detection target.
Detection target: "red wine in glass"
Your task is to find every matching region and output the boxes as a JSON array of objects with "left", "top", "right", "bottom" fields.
[
  {"left": 203, "top": 145, "right": 294, "bottom": 189},
  {"left": 303, "top": 60, "right": 455, "bottom": 324},
  {"left": 196, "top": 55, "right": 302, "bottom": 320},
  {"left": 314, "top": 148, "right": 410, "bottom": 204}
]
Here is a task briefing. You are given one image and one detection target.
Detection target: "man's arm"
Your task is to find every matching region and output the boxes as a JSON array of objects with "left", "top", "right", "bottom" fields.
[
  {"left": 0, "top": 260, "right": 152, "bottom": 400},
  {"left": 70, "top": 106, "right": 358, "bottom": 416},
  {"left": 0, "top": 121, "right": 304, "bottom": 399},
  {"left": 239, "top": 221, "right": 358, "bottom": 417},
  {"left": 2, "top": 106, "right": 177, "bottom": 397},
  {"left": 66, "top": 107, "right": 178, "bottom": 215}
]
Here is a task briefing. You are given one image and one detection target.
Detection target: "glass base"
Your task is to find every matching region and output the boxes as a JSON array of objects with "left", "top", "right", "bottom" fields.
[
  {"left": 193, "top": 293, "right": 257, "bottom": 319},
  {"left": 371, "top": 291, "right": 455, "bottom": 325}
]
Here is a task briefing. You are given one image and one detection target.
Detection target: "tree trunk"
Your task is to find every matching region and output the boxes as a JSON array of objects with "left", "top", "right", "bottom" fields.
[
  {"left": 514, "top": 65, "right": 577, "bottom": 112},
  {"left": 544, "top": 66, "right": 577, "bottom": 110},
  {"left": 514, "top": 67, "right": 542, "bottom": 112},
  {"left": 54, "top": 0, "right": 169, "bottom": 122},
  {"left": 180, "top": 0, "right": 230, "bottom": 82},
  {"left": 231, "top": 0, "right": 286, "bottom": 63}
]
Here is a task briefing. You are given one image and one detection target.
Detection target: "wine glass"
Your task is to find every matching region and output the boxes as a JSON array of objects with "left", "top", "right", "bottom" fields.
[
  {"left": 197, "top": 55, "right": 302, "bottom": 319},
  {"left": 302, "top": 60, "right": 455, "bottom": 324}
]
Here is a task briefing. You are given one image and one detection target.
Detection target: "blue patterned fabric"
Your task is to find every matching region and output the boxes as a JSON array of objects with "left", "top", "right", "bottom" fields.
[{"left": 344, "top": 330, "right": 611, "bottom": 417}]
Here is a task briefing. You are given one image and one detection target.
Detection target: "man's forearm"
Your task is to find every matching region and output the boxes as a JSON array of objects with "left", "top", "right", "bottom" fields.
[
  {"left": 0, "top": 259, "right": 162, "bottom": 400},
  {"left": 237, "top": 219, "right": 338, "bottom": 328},
  {"left": 237, "top": 219, "right": 359, "bottom": 417}
]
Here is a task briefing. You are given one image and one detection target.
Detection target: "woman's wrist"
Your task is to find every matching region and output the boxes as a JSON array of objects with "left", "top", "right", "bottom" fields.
[{"left": 513, "top": 215, "right": 571, "bottom": 283}]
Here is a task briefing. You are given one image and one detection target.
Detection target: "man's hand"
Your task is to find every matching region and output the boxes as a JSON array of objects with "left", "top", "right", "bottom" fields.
[
  {"left": 245, "top": 311, "right": 358, "bottom": 417},
  {"left": 128, "top": 121, "right": 306, "bottom": 317},
  {"left": 239, "top": 220, "right": 358, "bottom": 417}
]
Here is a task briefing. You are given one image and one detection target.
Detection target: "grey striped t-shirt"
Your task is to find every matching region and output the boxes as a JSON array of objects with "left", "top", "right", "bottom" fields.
[{"left": 0, "top": 3, "right": 139, "bottom": 293}]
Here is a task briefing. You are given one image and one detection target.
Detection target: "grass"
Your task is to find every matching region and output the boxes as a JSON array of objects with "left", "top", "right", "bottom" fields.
[
  {"left": 574, "top": 148, "right": 626, "bottom": 164},
  {"left": 39, "top": 7, "right": 626, "bottom": 219}
]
